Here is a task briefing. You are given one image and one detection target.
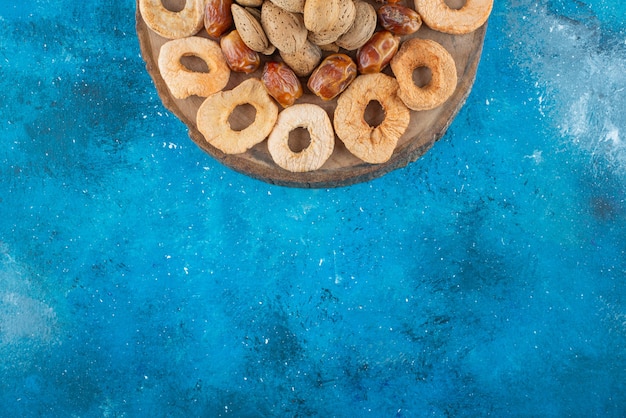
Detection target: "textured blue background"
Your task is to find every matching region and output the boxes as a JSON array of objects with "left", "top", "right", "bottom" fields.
[{"left": 1, "top": 1, "right": 625, "bottom": 416}]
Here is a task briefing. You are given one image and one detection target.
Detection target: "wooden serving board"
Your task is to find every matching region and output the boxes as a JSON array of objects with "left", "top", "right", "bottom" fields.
[{"left": 135, "top": 0, "right": 488, "bottom": 188}]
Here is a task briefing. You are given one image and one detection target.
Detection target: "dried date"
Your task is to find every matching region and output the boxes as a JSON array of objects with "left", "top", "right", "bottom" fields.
[
  {"left": 377, "top": 4, "right": 422, "bottom": 36},
  {"left": 262, "top": 62, "right": 303, "bottom": 107},
  {"left": 204, "top": 0, "right": 233, "bottom": 38},
  {"left": 220, "top": 29, "right": 261, "bottom": 73},
  {"left": 356, "top": 31, "right": 400, "bottom": 74},
  {"left": 307, "top": 53, "right": 357, "bottom": 101}
]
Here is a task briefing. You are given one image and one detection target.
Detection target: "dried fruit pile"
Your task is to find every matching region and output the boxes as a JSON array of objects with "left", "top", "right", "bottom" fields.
[{"left": 139, "top": 0, "right": 493, "bottom": 172}]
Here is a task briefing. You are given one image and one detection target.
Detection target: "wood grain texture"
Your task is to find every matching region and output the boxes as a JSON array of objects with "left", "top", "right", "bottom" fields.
[{"left": 136, "top": 0, "right": 487, "bottom": 188}]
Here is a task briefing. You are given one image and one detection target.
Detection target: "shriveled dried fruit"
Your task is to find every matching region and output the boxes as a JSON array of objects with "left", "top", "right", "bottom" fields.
[
  {"left": 356, "top": 31, "right": 400, "bottom": 74},
  {"left": 307, "top": 53, "right": 357, "bottom": 101},
  {"left": 377, "top": 4, "right": 422, "bottom": 36},
  {"left": 262, "top": 62, "right": 303, "bottom": 107},
  {"left": 220, "top": 29, "right": 261, "bottom": 73},
  {"left": 204, "top": 0, "right": 233, "bottom": 38}
]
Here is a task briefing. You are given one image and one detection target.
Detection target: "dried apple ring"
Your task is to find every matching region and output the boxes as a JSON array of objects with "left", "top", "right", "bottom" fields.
[
  {"left": 197, "top": 78, "right": 278, "bottom": 154},
  {"left": 334, "top": 73, "right": 410, "bottom": 164},
  {"left": 158, "top": 36, "right": 231, "bottom": 100},
  {"left": 267, "top": 104, "right": 334, "bottom": 172},
  {"left": 390, "top": 38, "right": 457, "bottom": 111},
  {"left": 414, "top": 0, "right": 493, "bottom": 35},
  {"left": 139, "top": 0, "right": 205, "bottom": 39}
]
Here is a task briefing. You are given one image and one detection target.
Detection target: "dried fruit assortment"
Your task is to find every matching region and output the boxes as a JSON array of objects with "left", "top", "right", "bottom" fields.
[{"left": 138, "top": 0, "right": 493, "bottom": 173}]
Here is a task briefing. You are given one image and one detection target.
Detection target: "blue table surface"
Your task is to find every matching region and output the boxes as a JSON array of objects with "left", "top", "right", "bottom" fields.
[{"left": 1, "top": 1, "right": 625, "bottom": 416}]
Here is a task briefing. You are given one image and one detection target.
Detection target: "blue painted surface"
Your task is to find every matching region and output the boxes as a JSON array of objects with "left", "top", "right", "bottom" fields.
[{"left": 1, "top": 1, "right": 625, "bottom": 416}]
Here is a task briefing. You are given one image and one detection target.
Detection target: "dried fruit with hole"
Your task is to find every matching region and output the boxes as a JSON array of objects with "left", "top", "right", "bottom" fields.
[
  {"left": 377, "top": 4, "right": 422, "bottom": 36},
  {"left": 414, "top": 0, "right": 493, "bottom": 35},
  {"left": 197, "top": 78, "right": 278, "bottom": 154},
  {"left": 158, "top": 36, "right": 230, "bottom": 99},
  {"left": 356, "top": 31, "right": 400, "bottom": 74},
  {"left": 390, "top": 37, "right": 458, "bottom": 110},
  {"left": 334, "top": 72, "right": 410, "bottom": 164},
  {"left": 139, "top": 0, "right": 205, "bottom": 39},
  {"left": 267, "top": 104, "right": 335, "bottom": 172},
  {"left": 262, "top": 62, "right": 303, "bottom": 107},
  {"left": 307, "top": 53, "right": 357, "bottom": 101},
  {"left": 204, "top": 0, "right": 233, "bottom": 38},
  {"left": 220, "top": 29, "right": 261, "bottom": 73}
]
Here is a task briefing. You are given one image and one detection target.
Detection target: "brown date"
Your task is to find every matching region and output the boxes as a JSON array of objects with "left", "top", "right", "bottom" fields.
[
  {"left": 262, "top": 62, "right": 303, "bottom": 108},
  {"left": 377, "top": 4, "right": 422, "bottom": 36},
  {"left": 307, "top": 54, "right": 357, "bottom": 101},
  {"left": 204, "top": 0, "right": 233, "bottom": 38},
  {"left": 220, "top": 30, "right": 261, "bottom": 74},
  {"left": 357, "top": 31, "right": 400, "bottom": 74}
]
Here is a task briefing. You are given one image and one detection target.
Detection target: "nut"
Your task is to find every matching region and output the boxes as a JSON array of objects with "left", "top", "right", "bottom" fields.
[
  {"left": 303, "top": 0, "right": 343, "bottom": 34},
  {"left": 220, "top": 29, "right": 261, "bottom": 73},
  {"left": 261, "top": 1, "right": 308, "bottom": 54},
  {"left": 231, "top": 4, "right": 276, "bottom": 55},
  {"left": 234, "top": 0, "right": 263, "bottom": 6},
  {"left": 204, "top": 0, "right": 233, "bottom": 38},
  {"left": 307, "top": 0, "right": 356, "bottom": 46},
  {"left": 335, "top": 0, "right": 377, "bottom": 51},
  {"left": 269, "top": 0, "right": 305, "bottom": 13},
  {"left": 279, "top": 40, "right": 322, "bottom": 77}
]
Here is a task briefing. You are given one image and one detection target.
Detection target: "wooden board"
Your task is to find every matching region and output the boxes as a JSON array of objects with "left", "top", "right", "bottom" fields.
[{"left": 135, "top": 0, "right": 488, "bottom": 188}]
